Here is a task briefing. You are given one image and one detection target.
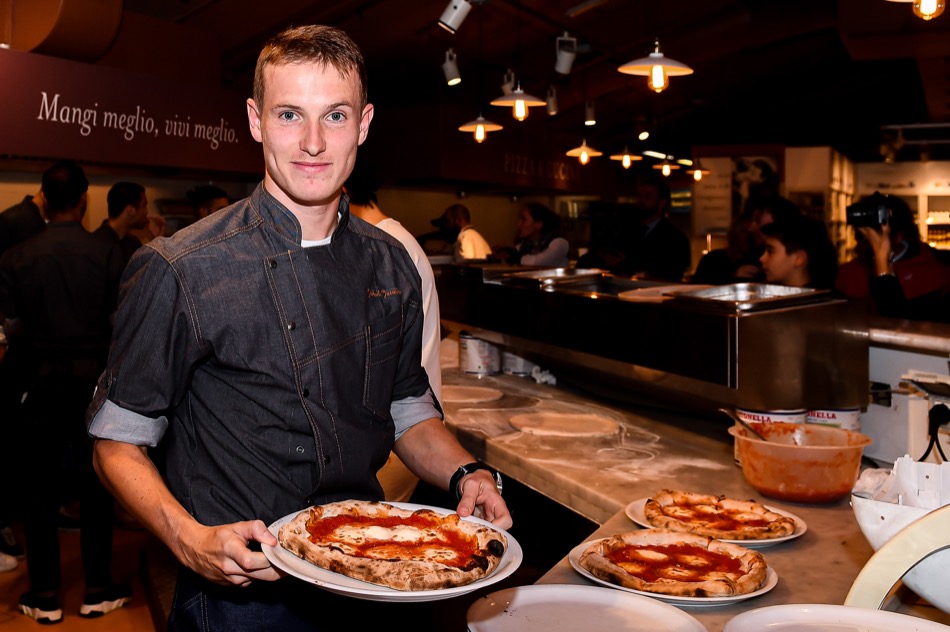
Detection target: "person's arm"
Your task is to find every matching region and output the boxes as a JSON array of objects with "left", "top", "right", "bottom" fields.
[
  {"left": 93, "top": 439, "right": 280, "bottom": 586},
  {"left": 858, "top": 225, "right": 908, "bottom": 317},
  {"left": 393, "top": 418, "right": 512, "bottom": 529},
  {"left": 520, "top": 238, "right": 569, "bottom": 267}
]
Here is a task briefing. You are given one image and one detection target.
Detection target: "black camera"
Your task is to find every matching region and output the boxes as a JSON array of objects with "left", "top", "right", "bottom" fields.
[{"left": 846, "top": 192, "right": 892, "bottom": 229}]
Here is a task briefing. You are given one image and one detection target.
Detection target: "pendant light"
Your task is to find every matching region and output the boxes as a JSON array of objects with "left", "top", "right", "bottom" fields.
[
  {"left": 652, "top": 158, "right": 679, "bottom": 176},
  {"left": 459, "top": 114, "right": 503, "bottom": 143},
  {"left": 914, "top": 0, "right": 945, "bottom": 19},
  {"left": 618, "top": 38, "right": 693, "bottom": 93},
  {"left": 490, "top": 2, "right": 543, "bottom": 121},
  {"left": 609, "top": 147, "right": 642, "bottom": 169},
  {"left": 490, "top": 81, "right": 545, "bottom": 121},
  {"left": 686, "top": 158, "right": 711, "bottom": 182},
  {"left": 566, "top": 140, "right": 602, "bottom": 165},
  {"left": 457, "top": 4, "right": 502, "bottom": 143}
]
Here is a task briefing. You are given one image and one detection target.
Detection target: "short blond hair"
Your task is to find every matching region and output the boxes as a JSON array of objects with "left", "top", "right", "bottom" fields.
[{"left": 253, "top": 25, "right": 368, "bottom": 110}]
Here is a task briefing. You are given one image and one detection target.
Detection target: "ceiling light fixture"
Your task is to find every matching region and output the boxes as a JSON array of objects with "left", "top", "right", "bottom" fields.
[
  {"left": 442, "top": 49, "right": 461, "bottom": 86},
  {"left": 642, "top": 149, "right": 667, "bottom": 159},
  {"left": 566, "top": 139, "right": 602, "bottom": 165},
  {"left": 438, "top": 0, "right": 473, "bottom": 33},
  {"left": 554, "top": 32, "right": 577, "bottom": 74},
  {"left": 458, "top": 114, "right": 503, "bottom": 143},
  {"left": 686, "top": 158, "right": 711, "bottom": 182},
  {"left": 546, "top": 86, "right": 559, "bottom": 116},
  {"left": 609, "top": 147, "right": 642, "bottom": 169},
  {"left": 491, "top": 80, "right": 545, "bottom": 121},
  {"left": 652, "top": 158, "right": 680, "bottom": 176},
  {"left": 618, "top": 38, "right": 693, "bottom": 93},
  {"left": 584, "top": 100, "right": 596, "bottom": 126},
  {"left": 914, "top": 0, "right": 945, "bottom": 19}
]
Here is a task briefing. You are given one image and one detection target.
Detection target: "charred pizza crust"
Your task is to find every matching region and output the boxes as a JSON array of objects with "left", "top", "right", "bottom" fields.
[
  {"left": 643, "top": 489, "right": 796, "bottom": 540},
  {"left": 578, "top": 528, "right": 768, "bottom": 597},
  {"left": 277, "top": 500, "right": 507, "bottom": 591}
]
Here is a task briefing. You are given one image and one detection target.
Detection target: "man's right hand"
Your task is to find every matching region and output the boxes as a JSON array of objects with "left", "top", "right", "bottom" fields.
[{"left": 178, "top": 519, "right": 282, "bottom": 587}]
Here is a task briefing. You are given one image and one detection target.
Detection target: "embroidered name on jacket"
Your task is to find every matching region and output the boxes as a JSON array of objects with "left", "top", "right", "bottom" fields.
[{"left": 367, "top": 288, "right": 402, "bottom": 298}]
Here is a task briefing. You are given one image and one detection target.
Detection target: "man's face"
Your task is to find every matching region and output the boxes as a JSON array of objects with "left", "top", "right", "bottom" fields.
[
  {"left": 246, "top": 62, "right": 373, "bottom": 214},
  {"left": 131, "top": 193, "right": 149, "bottom": 229},
  {"left": 760, "top": 236, "right": 800, "bottom": 285}
]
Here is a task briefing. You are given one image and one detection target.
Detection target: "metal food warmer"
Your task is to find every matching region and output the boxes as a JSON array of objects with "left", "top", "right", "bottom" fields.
[{"left": 435, "top": 263, "right": 868, "bottom": 413}]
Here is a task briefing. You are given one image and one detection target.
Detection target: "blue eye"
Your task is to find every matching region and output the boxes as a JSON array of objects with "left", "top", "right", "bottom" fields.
[
  {"left": 328, "top": 112, "right": 345, "bottom": 123},
  {"left": 278, "top": 111, "right": 297, "bottom": 122}
]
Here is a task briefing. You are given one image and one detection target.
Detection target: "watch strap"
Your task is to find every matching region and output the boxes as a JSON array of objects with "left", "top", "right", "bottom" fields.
[{"left": 450, "top": 462, "right": 502, "bottom": 501}]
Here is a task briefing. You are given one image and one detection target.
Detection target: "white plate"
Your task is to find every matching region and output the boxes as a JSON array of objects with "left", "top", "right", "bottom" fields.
[
  {"left": 723, "top": 604, "right": 950, "bottom": 631},
  {"left": 467, "top": 584, "right": 709, "bottom": 632},
  {"left": 262, "top": 501, "right": 522, "bottom": 602},
  {"left": 624, "top": 497, "right": 808, "bottom": 548},
  {"left": 568, "top": 539, "right": 778, "bottom": 607},
  {"left": 618, "top": 285, "right": 711, "bottom": 303}
]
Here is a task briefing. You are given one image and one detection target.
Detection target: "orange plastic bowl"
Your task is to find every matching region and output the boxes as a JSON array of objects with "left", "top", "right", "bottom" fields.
[{"left": 728, "top": 422, "right": 872, "bottom": 503}]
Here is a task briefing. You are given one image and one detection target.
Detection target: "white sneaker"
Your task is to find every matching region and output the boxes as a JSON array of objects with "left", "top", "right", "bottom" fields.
[{"left": 0, "top": 550, "right": 17, "bottom": 572}]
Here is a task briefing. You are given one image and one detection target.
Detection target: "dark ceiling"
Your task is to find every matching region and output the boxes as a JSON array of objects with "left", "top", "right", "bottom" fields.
[{"left": 126, "top": 0, "right": 950, "bottom": 164}]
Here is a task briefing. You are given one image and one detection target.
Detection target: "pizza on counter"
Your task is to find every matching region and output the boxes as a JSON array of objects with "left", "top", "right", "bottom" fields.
[
  {"left": 644, "top": 489, "right": 796, "bottom": 540},
  {"left": 277, "top": 500, "right": 507, "bottom": 591},
  {"left": 578, "top": 529, "right": 768, "bottom": 597}
]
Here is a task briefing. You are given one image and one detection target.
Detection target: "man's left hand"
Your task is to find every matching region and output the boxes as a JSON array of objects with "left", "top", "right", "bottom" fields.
[{"left": 456, "top": 470, "right": 512, "bottom": 529}]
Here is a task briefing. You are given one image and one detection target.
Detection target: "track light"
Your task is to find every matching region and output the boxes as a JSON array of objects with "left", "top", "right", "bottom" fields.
[
  {"left": 554, "top": 32, "right": 577, "bottom": 74},
  {"left": 566, "top": 140, "right": 602, "bottom": 165},
  {"left": 458, "top": 114, "right": 503, "bottom": 143},
  {"left": 584, "top": 101, "right": 596, "bottom": 126},
  {"left": 438, "top": 0, "right": 473, "bottom": 34},
  {"left": 491, "top": 80, "right": 545, "bottom": 121},
  {"left": 546, "top": 86, "right": 559, "bottom": 116},
  {"left": 442, "top": 49, "right": 461, "bottom": 86},
  {"left": 618, "top": 38, "right": 693, "bottom": 93}
]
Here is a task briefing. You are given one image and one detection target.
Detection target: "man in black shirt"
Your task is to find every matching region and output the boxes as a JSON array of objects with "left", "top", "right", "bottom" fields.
[
  {"left": 94, "top": 181, "right": 148, "bottom": 268},
  {"left": 0, "top": 160, "right": 128, "bottom": 624}
]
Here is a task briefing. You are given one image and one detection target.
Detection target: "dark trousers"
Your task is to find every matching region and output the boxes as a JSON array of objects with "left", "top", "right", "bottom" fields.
[{"left": 18, "top": 371, "right": 116, "bottom": 593}]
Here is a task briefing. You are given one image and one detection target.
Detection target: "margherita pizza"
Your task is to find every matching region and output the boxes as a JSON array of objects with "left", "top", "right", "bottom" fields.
[
  {"left": 643, "top": 490, "right": 796, "bottom": 540},
  {"left": 277, "top": 500, "right": 507, "bottom": 591},
  {"left": 578, "top": 529, "right": 768, "bottom": 597}
]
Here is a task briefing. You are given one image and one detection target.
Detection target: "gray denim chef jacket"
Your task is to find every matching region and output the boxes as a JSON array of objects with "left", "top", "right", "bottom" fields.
[{"left": 87, "top": 184, "right": 440, "bottom": 527}]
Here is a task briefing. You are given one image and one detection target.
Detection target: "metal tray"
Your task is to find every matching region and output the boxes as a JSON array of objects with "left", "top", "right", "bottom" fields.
[
  {"left": 665, "top": 282, "right": 832, "bottom": 312},
  {"left": 501, "top": 267, "right": 605, "bottom": 288}
]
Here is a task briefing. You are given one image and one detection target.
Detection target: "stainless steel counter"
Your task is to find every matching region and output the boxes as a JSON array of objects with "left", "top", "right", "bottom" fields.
[{"left": 439, "top": 339, "right": 950, "bottom": 631}]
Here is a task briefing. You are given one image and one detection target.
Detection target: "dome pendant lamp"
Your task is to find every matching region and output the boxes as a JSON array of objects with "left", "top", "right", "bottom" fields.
[
  {"left": 618, "top": 38, "right": 693, "bottom": 93},
  {"left": 458, "top": 114, "right": 502, "bottom": 143},
  {"left": 609, "top": 147, "right": 642, "bottom": 169},
  {"left": 490, "top": 81, "right": 545, "bottom": 121},
  {"left": 566, "top": 140, "right": 603, "bottom": 165}
]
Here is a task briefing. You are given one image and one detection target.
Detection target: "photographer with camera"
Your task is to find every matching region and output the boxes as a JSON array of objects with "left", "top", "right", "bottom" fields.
[{"left": 836, "top": 192, "right": 950, "bottom": 321}]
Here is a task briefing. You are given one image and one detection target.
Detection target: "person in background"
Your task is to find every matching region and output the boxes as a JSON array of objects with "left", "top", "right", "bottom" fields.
[
  {"left": 742, "top": 194, "right": 803, "bottom": 281},
  {"left": 0, "top": 179, "right": 44, "bottom": 572},
  {"left": 759, "top": 214, "right": 838, "bottom": 290},
  {"left": 344, "top": 159, "right": 442, "bottom": 502},
  {"left": 618, "top": 175, "right": 691, "bottom": 282},
  {"left": 0, "top": 160, "right": 129, "bottom": 624},
  {"left": 188, "top": 184, "right": 230, "bottom": 220},
  {"left": 514, "top": 203, "right": 570, "bottom": 267},
  {"left": 691, "top": 209, "right": 758, "bottom": 285},
  {"left": 94, "top": 181, "right": 149, "bottom": 268},
  {"left": 836, "top": 193, "right": 950, "bottom": 321},
  {"left": 436, "top": 203, "right": 492, "bottom": 261},
  {"left": 87, "top": 25, "right": 509, "bottom": 630}
]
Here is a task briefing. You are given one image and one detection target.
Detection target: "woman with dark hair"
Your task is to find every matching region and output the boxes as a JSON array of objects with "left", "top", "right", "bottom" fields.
[{"left": 515, "top": 203, "right": 570, "bottom": 267}]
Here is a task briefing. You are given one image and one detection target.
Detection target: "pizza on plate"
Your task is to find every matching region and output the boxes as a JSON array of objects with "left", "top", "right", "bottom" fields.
[
  {"left": 277, "top": 500, "right": 507, "bottom": 591},
  {"left": 643, "top": 489, "right": 796, "bottom": 540},
  {"left": 578, "top": 529, "right": 768, "bottom": 597}
]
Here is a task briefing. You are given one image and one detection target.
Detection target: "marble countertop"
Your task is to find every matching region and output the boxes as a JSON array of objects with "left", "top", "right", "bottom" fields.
[{"left": 439, "top": 340, "right": 950, "bottom": 631}]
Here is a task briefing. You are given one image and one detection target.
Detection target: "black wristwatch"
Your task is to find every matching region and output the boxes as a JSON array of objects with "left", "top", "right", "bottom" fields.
[{"left": 450, "top": 462, "right": 503, "bottom": 502}]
